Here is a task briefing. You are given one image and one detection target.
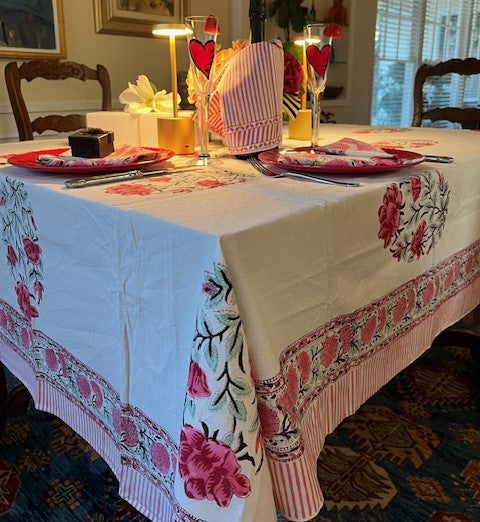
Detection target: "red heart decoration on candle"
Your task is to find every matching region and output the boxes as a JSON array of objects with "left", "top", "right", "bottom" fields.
[
  {"left": 189, "top": 39, "right": 216, "bottom": 79},
  {"left": 306, "top": 44, "right": 332, "bottom": 79}
]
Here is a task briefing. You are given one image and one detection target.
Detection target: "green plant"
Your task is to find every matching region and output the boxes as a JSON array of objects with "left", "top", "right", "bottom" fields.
[{"left": 268, "top": 0, "right": 306, "bottom": 41}]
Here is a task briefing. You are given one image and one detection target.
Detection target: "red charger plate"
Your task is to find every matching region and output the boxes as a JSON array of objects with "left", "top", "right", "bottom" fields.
[
  {"left": 258, "top": 147, "right": 425, "bottom": 174},
  {"left": 7, "top": 147, "right": 174, "bottom": 175}
]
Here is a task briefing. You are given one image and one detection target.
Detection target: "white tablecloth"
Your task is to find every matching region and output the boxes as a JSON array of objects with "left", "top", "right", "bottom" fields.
[{"left": 0, "top": 125, "right": 479, "bottom": 521}]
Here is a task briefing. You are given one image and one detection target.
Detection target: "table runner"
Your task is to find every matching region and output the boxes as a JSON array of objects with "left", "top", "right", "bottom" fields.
[{"left": 0, "top": 125, "right": 479, "bottom": 521}]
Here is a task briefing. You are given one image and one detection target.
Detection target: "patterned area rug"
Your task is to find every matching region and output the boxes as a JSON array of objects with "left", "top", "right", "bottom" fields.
[{"left": 1, "top": 324, "right": 480, "bottom": 521}]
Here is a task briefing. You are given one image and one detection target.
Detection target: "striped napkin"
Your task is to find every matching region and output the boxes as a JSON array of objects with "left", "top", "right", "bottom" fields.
[
  {"left": 209, "top": 40, "right": 284, "bottom": 155},
  {"left": 37, "top": 145, "right": 158, "bottom": 167}
]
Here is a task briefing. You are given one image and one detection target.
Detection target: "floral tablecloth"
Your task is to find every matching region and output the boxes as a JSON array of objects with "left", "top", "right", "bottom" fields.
[{"left": 0, "top": 125, "right": 479, "bottom": 522}]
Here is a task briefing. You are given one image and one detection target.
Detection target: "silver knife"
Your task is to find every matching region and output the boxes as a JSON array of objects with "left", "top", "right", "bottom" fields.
[
  {"left": 424, "top": 155, "right": 454, "bottom": 163},
  {"left": 64, "top": 165, "right": 200, "bottom": 189}
]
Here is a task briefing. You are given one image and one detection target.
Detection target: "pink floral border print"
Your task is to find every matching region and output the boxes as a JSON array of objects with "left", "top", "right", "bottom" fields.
[
  {"left": 0, "top": 177, "right": 44, "bottom": 321},
  {"left": 378, "top": 171, "right": 450, "bottom": 262},
  {"left": 255, "top": 240, "right": 480, "bottom": 461},
  {"left": 104, "top": 169, "right": 252, "bottom": 197},
  {"left": 181, "top": 264, "right": 261, "bottom": 508}
]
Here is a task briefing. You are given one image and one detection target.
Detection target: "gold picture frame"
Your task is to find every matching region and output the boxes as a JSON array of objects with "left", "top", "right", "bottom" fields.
[
  {"left": 0, "top": 0, "right": 66, "bottom": 59},
  {"left": 94, "top": 0, "right": 190, "bottom": 37}
]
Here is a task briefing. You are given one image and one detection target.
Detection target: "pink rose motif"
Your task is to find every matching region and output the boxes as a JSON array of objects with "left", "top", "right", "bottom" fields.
[
  {"left": 297, "top": 351, "right": 312, "bottom": 384},
  {"left": 76, "top": 375, "right": 92, "bottom": 399},
  {"left": 410, "top": 220, "right": 427, "bottom": 259},
  {"left": 179, "top": 425, "right": 251, "bottom": 507},
  {"left": 22, "top": 237, "right": 42, "bottom": 265},
  {"left": 151, "top": 442, "right": 171, "bottom": 474},
  {"left": 287, "top": 365, "right": 300, "bottom": 401},
  {"left": 20, "top": 327, "right": 31, "bottom": 349},
  {"left": 466, "top": 252, "right": 478, "bottom": 274},
  {"left": 0, "top": 310, "right": 7, "bottom": 329},
  {"left": 339, "top": 324, "right": 353, "bottom": 354},
  {"left": 393, "top": 295, "right": 407, "bottom": 324},
  {"left": 112, "top": 407, "right": 123, "bottom": 433},
  {"left": 283, "top": 51, "right": 304, "bottom": 94},
  {"left": 15, "top": 282, "right": 38, "bottom": 321},
  {"left": 321, "top": 335, "right": 338, "bottom": 368},
  {"left": 45, "top": 348, "right": 59, "bottom": 372},
  {"left": 91, "top": 381, "right": 103, "bottom": 409},
  {"left": 423, "top": 281, "right": 435, "bottom": 306},
  {"left": 410, "top": 176, "right": 422, "bottom": 202},
  {"left": 122, "top": 417, "right": 139, "bottom": 447},
  {"left": 377, "top": 307, "right": 387, "bottom": 333},
  {"left": 257, "top": 401, "right": 280, "bottom": 439},
  {"left": 378, "top": 184, "right": 402, "bottom": 248},
  {"left": 187, "top": 360, "right": 211, "bottom": 399},
  {"left": 34, "top": 281, "right": 44, "bottom": 300},
  {"left": 7, "top": 245, "right": 18, "bottom": 265},
  {"left": 196, "top": 179, "right": 225, "bottom": 188},
  {"left": 202, "top": 281, "right": 220, "bottom": 298},
  {"left": 105, "top": 183, "right": 155, "bottom": 196},
  {"left": 360, "top": 315, "right": 377, "bottom": 345}
]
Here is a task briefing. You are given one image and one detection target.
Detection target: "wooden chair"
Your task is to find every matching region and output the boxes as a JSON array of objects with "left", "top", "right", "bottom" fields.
[
  {"left": 412, "top": 57, "right": 480, "bottom": 129},
  {"left": 5, "top": 60, "right": 112, "bottom": 141}
]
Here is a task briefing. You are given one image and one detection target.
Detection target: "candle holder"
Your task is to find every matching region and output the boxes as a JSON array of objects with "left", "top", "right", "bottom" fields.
[
  {"left": 152, "top": 23, "right": 195, "bottom": 155},
  {"left": 288, "top": 37, "right": 312, "bottom": 141}
]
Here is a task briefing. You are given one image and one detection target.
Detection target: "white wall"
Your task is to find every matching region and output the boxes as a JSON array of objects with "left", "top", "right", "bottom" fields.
[{"left": 0, "top": 0, "right": 377, "bottom": 141}]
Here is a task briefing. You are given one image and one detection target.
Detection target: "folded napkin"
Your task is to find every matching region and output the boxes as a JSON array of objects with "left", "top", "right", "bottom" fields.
[
  {"left": 37, "top": 145, "right": 158, "bottom": 167},
  {"left": 279, "top": 138, "right": 403, "bottom": 167},
  {"left": 209, "top": 40, "right": 284, "bottom": 155}
]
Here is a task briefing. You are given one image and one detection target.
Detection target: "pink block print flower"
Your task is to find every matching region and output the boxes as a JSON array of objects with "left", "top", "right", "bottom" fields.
[
  {"left": 339, "top": 324, "right": 353, "bottom": 355},
  {"left": 112, "top": 407, "right": 123, "bottom": 433},
  {"left": 361, "top": 315, "right": 377, "bottom": 345},
  {"left": 187, "top": 360, "right": 211, "bottom": 399},
  {"left": 411, "top": 220, "right": 427, "bottom": 259},
  {"left": 22, "top": 237, "right": 42, "bottom": 264},
  {"left": 196, "top": 179, "right": 226, "bottom": 188},
  {"left": 422, "top": 281, "right": 435, "bottom": 306},
  {"left": 297, "top": 351, "right": 312, "bottom": 384},
  {"left": 257, "top": 401, "right": 280, "bottom": 439},
  {"left": 393, "top": 295, "right": 407, "bottom": 324},
  {"left": 151, "top": 442, "right": 171, "bottom": 474},
  {"left": 378, "top": 183, "right": 402, "bottom": 247},
  {"left": 202, "top": 281, "right": 220, "bottom": 298},
  {"left": 6, "top": 245, "right": 18, "bottom": 265},
  {"left": 76, "top": 375, "right": 92, "bottom": 400},
  {"left": 410, "top": 176, "right": 422, "bottom": 202},
  {"left": 91, "top": 381, "right": 104, "bottom": 409},
  {"left": 0, "top": 310, "right": 7, "bottom": 329},
  {"left": 286, "top": 365, "right": 300, "bottom": 401},
  {"left": 34, "top": 281, "right": 44, "bottom": 300},
  {"left": 179, "top": 424, "right": 250, "bottom": 507},
  {"left": 466, "top": 252, "right": 478, "bottom": 274},
  {"left": 122, "top": 417, "right": 139, "bottom": 447},
  {"left": 322, "top": 335, "right": 338, "bottom": 368},
  {"left": 15, "top": 282, "right": 38, "bottom": 321},
  {"left": 20, "top": 327, "right": 31, "bottom": 349},
  {"left": 105, "top": 183, "right": 155, "bottom": 196},
  {"left": 45, "top": 348, "right": 59, "bottom": 372}
]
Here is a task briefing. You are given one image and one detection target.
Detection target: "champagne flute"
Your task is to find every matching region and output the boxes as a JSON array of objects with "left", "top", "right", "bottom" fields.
[
  {"left": 304, "top": 23, "right": 333, "bottom": 147},
  {"left": 185, "top": 15, "right": 219, "bottom": 165}
]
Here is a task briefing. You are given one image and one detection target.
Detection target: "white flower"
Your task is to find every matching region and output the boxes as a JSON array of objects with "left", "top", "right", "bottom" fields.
[{"left": 119, "top": 75, "right": 180, "bottom": 114}]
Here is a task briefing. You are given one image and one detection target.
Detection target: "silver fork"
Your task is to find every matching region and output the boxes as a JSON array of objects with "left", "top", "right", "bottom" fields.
[{"left": 247, "top": 157, "right": 361, "bottom": 187}]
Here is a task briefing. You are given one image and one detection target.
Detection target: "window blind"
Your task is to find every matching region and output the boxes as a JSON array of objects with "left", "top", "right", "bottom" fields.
[{"left": 372, "top": 0, "right": 480, "bottom": 127}]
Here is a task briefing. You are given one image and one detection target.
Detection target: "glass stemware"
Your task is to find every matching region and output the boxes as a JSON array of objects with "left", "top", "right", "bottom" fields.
[
  {"left": 304, "top": 23, "right": 333, "bottom": 148},
  {"left": 185, "top": 15, "right": 219, "bottom": 165}
]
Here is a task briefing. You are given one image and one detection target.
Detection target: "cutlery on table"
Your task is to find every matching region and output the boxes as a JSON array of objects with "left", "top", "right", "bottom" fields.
[
  {"left": 64, "top": 165, "right": 201, "bottom": 189},
  {"left": 424, "top": 155, "right": 454, "bottom": 163},
  {"left": 247, "top": 157, "right": 361, "bottom": 187}
]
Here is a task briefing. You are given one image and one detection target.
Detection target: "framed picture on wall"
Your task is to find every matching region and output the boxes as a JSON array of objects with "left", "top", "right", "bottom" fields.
[
  {"left": 0, "top": 0, "right": 66, "bottom": 59},
  {"left": 94, "top": 0, "right": 190, "bottom": 37}
]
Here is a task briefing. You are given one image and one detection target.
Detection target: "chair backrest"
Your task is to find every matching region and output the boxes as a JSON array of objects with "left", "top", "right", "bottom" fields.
[
  {"left": 5, "top": 60, "right": 112, "bottom": 141},
  {"left": 412, "top": 57, "right": 480, "bottom": 129}
]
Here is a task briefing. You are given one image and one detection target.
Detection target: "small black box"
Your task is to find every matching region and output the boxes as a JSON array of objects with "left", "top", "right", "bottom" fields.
[{"left": 68, "top": 128, "right": 115, "bottom": 158}]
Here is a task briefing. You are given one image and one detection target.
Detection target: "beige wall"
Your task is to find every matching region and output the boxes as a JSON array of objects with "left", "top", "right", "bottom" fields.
[{"left": 0, "top": 0, "right": 376, "bottom": 140}]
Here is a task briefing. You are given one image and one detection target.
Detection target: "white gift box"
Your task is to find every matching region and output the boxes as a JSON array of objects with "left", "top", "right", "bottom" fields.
[{"left": 86, "top": 111, "right": 195, "bottom": 148}]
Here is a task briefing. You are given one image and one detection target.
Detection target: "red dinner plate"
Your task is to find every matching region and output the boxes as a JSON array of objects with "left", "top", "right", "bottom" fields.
[
  {"left": 258, "top": 147, "right": 425, "bottom": 174},
  {"left": 7, "top": 147, "right": 174, "bottom": 175}
]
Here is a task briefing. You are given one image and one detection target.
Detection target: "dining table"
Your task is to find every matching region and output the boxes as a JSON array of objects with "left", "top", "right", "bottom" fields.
[{"left": 0, "top": 123, "right": 479, "bottom": 522}]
